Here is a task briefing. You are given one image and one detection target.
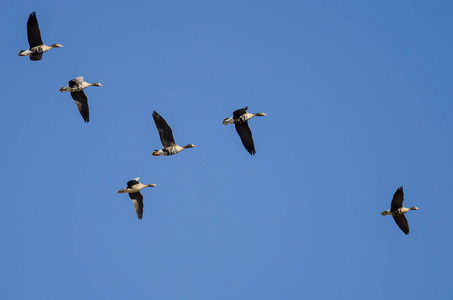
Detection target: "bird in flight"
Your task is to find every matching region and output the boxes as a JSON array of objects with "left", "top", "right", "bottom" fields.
[
  {"left": 381, "top": 186, "right": 419, "bottom": 235},
  {"left": 59, "top": 76, "right": 102, "bottom": 123},
  {"left": 223, "top": 107, "right": 267, "bottom": 155},
  {"left": 118, "top": 177, "right": 157, "bottom": 220},
  {"left": 18, "top": 12, "right": 63, "bottom": 61},
  {"left": 152, "top": 111, "right": 196, "bottom": 156}
]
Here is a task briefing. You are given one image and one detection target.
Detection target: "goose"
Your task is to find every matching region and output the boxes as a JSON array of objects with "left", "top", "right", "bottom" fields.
[
  {"left": 59, "top": 77, "right": 102, "bottom": 123},
  {"left": 18, "top": 12, "right": 63, "bottom": 61},
  {"left": 381, "top": 186, "right": 419, "bottom": 235},
  {"left": 152, "top": 111, "right": 196, "bottom": 156},
  {"left": 223, "top": 107, "right": 267, "bottom": 155},
  {"left": 118, "top": 177, "right": 157, "bottom": 220}
]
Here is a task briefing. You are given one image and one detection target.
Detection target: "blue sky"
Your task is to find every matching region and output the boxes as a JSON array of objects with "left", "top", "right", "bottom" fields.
[{"left": 1, "top": 0, "right": 452, "bottom": 299}]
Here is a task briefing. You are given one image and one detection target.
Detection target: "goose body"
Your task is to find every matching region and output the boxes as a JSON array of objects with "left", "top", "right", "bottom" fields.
[
  {"left": 59, "top": 77, "right": 102, "bottom": 123},
  {"left": 18, "top": 12, "right": 62, "bottom": 61},
  {"left": 118, "top": 177, "right": 157, "bottom": 219},
  {"left": 381, "top": 186, "right": 419, "bottom": 235},
  {"left": 152, "top": 111, "right": 195, "bottom": 156},
  {"left": 223, "top": 106, "right": 267, "bottom": 155}
]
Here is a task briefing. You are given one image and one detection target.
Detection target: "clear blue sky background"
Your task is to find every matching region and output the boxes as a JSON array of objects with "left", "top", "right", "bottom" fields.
[{"left": 1, "top": 0, "right": 452, "bottom": 299}]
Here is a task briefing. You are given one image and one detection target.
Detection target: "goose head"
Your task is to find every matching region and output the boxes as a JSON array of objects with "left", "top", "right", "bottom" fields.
[
  {"left": 148, "top": 183, "right": 157, "bottom": 187},
  {"left": 255, "top": 112, "right": 267, "bottom": 117},
  {"left": 59, "top": 86, "right": 70, "bottom": 92},
  {"left": 51, "top": 43, "right": 63, "bottom": 48},
  {"left": 91, "top": 82, "right": 103, "bottom": 87},
  {"left": 381, "top": 210, "right": 392, "bottom": 216},
  {"left": 184, "top": 144, "right": 196, "bottom": 149},
  {"left": 410, "top": 206, "right": 419, "bottom": 211}
]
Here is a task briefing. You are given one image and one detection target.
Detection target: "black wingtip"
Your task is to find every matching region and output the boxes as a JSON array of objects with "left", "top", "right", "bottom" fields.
[
  {"left": 82, "top": 114, "right": 89, "bottom": 123},
  {"left": 28, "top": 11, "right": 37, "bottom": 22},
  {"left": 81, "top": 113, "right": 89, "bottom": 123}
]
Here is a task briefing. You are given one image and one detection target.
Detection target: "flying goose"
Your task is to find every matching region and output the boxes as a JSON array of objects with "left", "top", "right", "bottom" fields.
[
  {"left": 381, "top": 186, "right": 419, "bottom": 235},
  {"left": 18, "top": 12, "right": 63, "bottom": 61},
  {"left": 152, "top": 111, "right": 196, "bottom": 156},
  {"left": 223, "top": 107, "right": 267, "bottom": 155},
  {"left": 59, "top": 77, "right": 102, "bottom": 123},
  {"left": 118, "top": 177, "right": 157, "bottom": 219}
]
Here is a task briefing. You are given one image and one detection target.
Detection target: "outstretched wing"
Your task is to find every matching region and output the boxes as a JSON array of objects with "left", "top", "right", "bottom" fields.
[
  {"left": 69, "top": 77, "right": 84, "bottom": 88},
  {"left": 30, "top": 53, "right": 43, "bottom": 61},
  {"left": 27, "top": 12, "right": 43, "bottom": 48},
  {"left": 129, "top": 192, "right": 144, "bottom": 219},
  {"left": 70, "top": 91, "right": 89, "bottom": 123},
  {"left": 233, "top": 106, "right": 248, "bottom": 119},
  {"left": 127, "top": 178, "right": 140, "bottom": 188},
  {"left": 391, "top": 186, "right": 404, "bottom": 210},
  {"left": 235, "top": 122, "right": 256, "bottom": 155},
  {"left": 393, "top": 214, "right": 409, "bottom": 235},
  {"left": 152, "top": 111, "right": 176, "bottom": 147}
]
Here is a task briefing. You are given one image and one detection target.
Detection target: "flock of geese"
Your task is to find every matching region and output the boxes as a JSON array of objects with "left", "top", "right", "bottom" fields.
[{"left": 19, "top": 12, "right": 419, "bottom": 234}]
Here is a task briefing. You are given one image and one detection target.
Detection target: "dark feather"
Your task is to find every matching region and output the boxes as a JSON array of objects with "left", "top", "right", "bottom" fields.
[
  {"left": 68, "top": 80, "right": 78, "bottom": 88},
  {"left": 30, "top": 53, "right": 42, "bottom": 61},
  {"left": 126, "top": 179, "right": 139, "bottom": 188},
  {"left": 152, "top": 111, "right": 176, "bottom": 147},
  {"left": 70, "top": 91, "right": 89, "bottom": 123},
  {"left": 68, "top": 77, "right": 83, "bottom": 88},
  {"left": 235, "top": 122, "right": 256, "bottom": 155},
  {"left": 27, "top": 12, "right": 43, "bottom": 48},
  {"left": 393, "top": 214, "right": 409, "bottom": 235},
  {"left": 233, "top": 106, "right": 248, "bottom": 119},
  {"left": 391, "top": 186, "right": 404, "bottom": 210},
  {"left": 129, "top": 192, "right": 144, "bottom": 220}
]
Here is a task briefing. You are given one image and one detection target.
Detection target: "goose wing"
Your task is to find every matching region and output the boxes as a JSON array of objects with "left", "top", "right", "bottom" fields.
[
  {"left": 233, "top": 106, "right": 248, "bottom": 119},
  {"left": 392, "top": 214, "right": 409, "bottom": 235},
  {"left": 152, "top": 111, "right": 176, "bottom": 147},
  {"left": 30, "top": 53, "right": 43, "bottom": 61},
  {"left": 69, "top": 77, "right": 84, "bottom": 88},
  {"left": 391, "top": 186, "right": 404, "bottom": 210},
  {"left": 129, "top": 192, "right": 144, "bottom": 220},
  {"left": 27, "top": 12, "right": 43, "bottom": 48},
  {"left": 70, "top": 91, "right": 89, "bottom": 123},
  {"left": 127, "top": 178, "right": 140, "bottom": 188},
  {"left": 235, "top": 122, "right": 256, "bottom": 155}
]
